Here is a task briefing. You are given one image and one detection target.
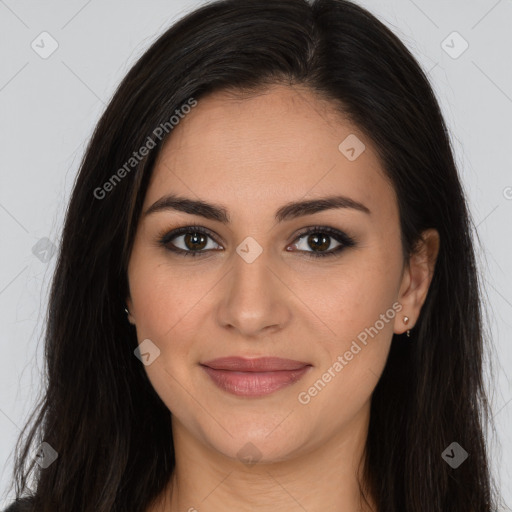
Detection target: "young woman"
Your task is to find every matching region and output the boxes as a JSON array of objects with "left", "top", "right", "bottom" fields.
[{"left": 5, "top": 0, "right": 502, "bottom": 510}]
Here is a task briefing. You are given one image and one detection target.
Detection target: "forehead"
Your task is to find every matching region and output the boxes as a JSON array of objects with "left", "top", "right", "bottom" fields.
[{"left": 144, "top": 84, "right": 396, "bottom": 224}]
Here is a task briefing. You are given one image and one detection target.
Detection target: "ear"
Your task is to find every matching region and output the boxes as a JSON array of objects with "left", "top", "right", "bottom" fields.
[
  {"left": 125, "top": 296, "right": 136, "bottom": 325},
  {"left": 394, "top": 228, "right": 440, "bottom": 335}
]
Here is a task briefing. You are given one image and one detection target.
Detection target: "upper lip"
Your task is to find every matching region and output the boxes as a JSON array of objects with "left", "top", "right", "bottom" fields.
[{"left": 201, "top": 357, "right": 311, "bottom": 372}]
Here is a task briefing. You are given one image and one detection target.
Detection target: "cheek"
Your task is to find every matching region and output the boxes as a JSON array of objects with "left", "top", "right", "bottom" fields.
[
  {"left": 295, "top": 249, "right": 401, "bottom": 414},
  {"left": 128, "top": 247, "right": 204, "bottom": 340},
  {"left": 306, "top": 246, "right": 402, "bottom": 346},
  {"left": 127, "top": 248, "right": 221, "bottom": 397},
  {"left": 296, "top": 296, "right": 397, "bottom": 435},
  {"left": 127, "top": 252, "right": 198, "bottom": 414}
]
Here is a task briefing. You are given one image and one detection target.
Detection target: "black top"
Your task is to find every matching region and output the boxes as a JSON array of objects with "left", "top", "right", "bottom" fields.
[{"left": 3, "top": 497, "right": 34, "bottom": 512}]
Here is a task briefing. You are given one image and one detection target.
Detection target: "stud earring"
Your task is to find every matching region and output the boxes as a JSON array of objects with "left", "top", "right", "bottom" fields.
[
  {"left": 124, "top": 306, "right": 135, "bottom": 325},
  {"left": 403, "top": 316, "right": 411, "bottom": 337}
]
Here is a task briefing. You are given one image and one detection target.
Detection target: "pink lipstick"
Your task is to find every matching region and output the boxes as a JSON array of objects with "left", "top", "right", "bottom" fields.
[{"left": 200, "top": 357, "right": 312, "bottom": 397}]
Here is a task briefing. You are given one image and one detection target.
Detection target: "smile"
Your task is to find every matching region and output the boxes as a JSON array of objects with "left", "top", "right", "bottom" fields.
[{"left": 200, "top": 357, "right": 312, "bottom": 397}]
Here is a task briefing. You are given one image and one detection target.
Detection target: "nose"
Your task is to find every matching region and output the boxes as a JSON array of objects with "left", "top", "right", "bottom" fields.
[{"left": 216, "top": 250, "right": 292, "bottom": 339}]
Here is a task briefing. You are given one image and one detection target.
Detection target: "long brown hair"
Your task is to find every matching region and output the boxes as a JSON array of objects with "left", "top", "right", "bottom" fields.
[{"left": 7, "top": 0, "right": 502, "bottom": 510}]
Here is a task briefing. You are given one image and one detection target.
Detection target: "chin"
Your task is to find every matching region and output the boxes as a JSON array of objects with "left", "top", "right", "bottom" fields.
[{"left": 198, "top": 418, "right": 313, "bottom": 465}]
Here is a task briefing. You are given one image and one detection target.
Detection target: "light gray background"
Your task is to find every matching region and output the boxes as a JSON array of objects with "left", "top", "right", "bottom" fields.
[{"left": 1, "top": 0, "right": 511, "bottom": 508}]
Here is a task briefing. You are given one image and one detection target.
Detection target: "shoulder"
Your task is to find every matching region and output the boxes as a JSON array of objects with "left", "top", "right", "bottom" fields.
[{"left": 3, "top": 497, "right": 35, "bottom": 512}]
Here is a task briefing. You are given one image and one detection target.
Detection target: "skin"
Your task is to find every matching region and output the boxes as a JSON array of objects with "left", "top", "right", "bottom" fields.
[{"left": 125, "top": 84, "right": 440, "bottom": 512}]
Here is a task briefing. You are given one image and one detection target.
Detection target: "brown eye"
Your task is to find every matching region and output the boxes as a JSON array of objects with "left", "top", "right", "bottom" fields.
[
  {"left": 306, "top": 233, "right": 332, "bottom": 252},
  {"left": 183, "top": 232, "right": 208, "bottom": 251},
  {"left": 159, "top": 227, "right": 222, "bottom": 257},
  {"left": 288, "top": 227, "right": 356, "bottom": 258},
  {"left": 158, "top": 225, "right": 355, "bottom": 259}
]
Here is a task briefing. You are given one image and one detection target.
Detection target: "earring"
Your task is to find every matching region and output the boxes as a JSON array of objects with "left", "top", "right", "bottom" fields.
[
  {"left": 124, "top": 306, "right": 135, "bottom": 325},
  {"left": 403, "top": 316, "right": 411, "bottom": 337}
]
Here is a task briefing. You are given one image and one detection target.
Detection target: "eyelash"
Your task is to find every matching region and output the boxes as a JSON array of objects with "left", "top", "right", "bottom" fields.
[{"left": 157, "top": 225, "right": 356, "bottom": 259}]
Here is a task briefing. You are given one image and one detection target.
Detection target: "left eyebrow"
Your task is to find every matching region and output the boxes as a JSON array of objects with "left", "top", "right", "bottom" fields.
[{"left": 143, "top": 193, "right": 371, "bottom": 223}]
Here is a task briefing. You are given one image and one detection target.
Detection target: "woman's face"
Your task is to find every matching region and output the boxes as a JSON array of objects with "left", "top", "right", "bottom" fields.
[{"left": 126, "top": 84, "right": 433, "bottom": 464}]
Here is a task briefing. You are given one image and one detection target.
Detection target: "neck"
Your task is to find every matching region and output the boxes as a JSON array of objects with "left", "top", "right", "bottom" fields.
[{"left": 150, "top": 401, "right": 376, "bottom": 512}]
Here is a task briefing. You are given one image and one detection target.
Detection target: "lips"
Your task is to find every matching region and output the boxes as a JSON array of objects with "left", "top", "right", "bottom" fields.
[
  {"left": 200, "top": 357, "right": 312, "bottom": 397},
  {"left": 202, "top": 356, "right": 310, "bottom": 372}
]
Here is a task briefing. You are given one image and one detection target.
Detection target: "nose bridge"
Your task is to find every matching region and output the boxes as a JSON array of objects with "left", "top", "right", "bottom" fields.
[
  {"left": 232, "top": 245, "right": 273, "bottom": 298},
  {"left": 218, "top": 244, "right": 290, "bottom": 336}
]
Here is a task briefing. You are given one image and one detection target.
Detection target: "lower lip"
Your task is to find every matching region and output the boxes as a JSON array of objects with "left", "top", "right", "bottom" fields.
[{"left": 201, "top": 365, "right": 311, "bottom": 397}]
